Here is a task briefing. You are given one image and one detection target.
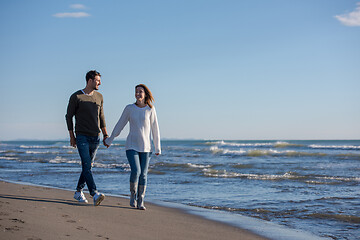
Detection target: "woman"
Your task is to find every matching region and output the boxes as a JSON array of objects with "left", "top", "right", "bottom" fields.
[{"left": 105, "top": 84, "right": 161, "bottom": 210}]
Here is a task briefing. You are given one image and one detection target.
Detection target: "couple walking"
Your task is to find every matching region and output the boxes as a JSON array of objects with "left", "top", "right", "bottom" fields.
[{"left": 65, "top": 70, "right": 161, "bottom": 210}]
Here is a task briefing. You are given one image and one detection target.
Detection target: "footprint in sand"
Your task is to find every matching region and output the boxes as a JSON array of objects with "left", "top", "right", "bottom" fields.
[
  {"left": 76, "top": 226, "right": 89, "bottom": 232},
  {"left": 96, "top": 235, "right": 109, "bottom": 239},
  {"left": 5, "top": 226, "right": 21, "bottom": 232},
  {"left": 11, "top": 218, "right": 25, "bottom": 224},
  {"left": 0, "top": 212, "right": 9, "bottom": 216}
]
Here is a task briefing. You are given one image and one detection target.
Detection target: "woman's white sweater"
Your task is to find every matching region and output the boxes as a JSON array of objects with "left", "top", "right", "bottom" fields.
[{"left": 105, "top": 104, "right": 161, "bottom": 154}]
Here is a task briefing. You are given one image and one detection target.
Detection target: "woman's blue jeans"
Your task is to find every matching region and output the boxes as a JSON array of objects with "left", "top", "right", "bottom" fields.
[
  {"left": 76, "top": 134, "right": 100, "bottom": 196},
  {"left": 126, "top": 150, "right": 151, "bottom": 186}
]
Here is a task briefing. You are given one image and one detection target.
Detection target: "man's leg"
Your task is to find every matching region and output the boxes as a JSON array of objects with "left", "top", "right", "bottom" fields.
[{"left": 76, "top": 134, "right": 98, "bottom": 196}]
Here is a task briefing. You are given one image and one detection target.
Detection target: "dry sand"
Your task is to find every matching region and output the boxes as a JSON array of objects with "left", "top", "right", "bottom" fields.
[{"left": 0, "top": 181, "right": 268, "bottom": 240}]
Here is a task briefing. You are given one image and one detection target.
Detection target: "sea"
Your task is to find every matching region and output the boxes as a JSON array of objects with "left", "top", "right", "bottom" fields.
[{"left": 0, "top": 140, "right": 359, "bottom": 240}]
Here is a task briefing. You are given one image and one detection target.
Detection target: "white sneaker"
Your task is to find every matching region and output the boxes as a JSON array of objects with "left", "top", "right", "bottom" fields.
[
  {"left": 93, "top": 193, "right": 105, "bottom": 206},
  {"left": 74, "top": 191, "right": 88, "bottom": 203}
]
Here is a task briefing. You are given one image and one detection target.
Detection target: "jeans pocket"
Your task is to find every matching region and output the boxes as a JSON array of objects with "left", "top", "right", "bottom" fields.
[{"left": 76, "top": 134, "right": 87, "bottom": 145}]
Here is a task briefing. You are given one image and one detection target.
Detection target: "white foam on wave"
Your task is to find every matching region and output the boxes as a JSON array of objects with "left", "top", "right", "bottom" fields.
[
  {"left": 49, "top": 156, "right": 79, "bottom": 164},
  {"left": 202, "top": 168, "right": 360, "bottom": 184},
  {"left": 0, "top": 156, "right": 18, "bottom": 160},
  {"left": 93, "top": 162, "right": 130, "bottom": 169},
  {"left": 309, "top": 144, "right": 360, "bottom": 150},
  {"left": 316, "top": 176, "right": 360, "bottom": 182},
  {"left": 19, "top": 145, "right": 72, "bottom": 150},
  {"left": 206, "top": 140, "right": 273, "bottom": 147},
  {"left": 210, "top": 146, "right": 287, "bottom": 156},
  {"left": 209, "top": 146, "right": 348, "bottom": 158},
  {"left": 61, "top": 145, "right": 74, "bottom": 149},
  {"left": 187, "top": 163, "right": 212, "bottom": 168},
  {"left": 202, "top": 169, "right": 301, "bottom": 180},
  {"left": 210, "top": 146, "right": 246, "bottom": 155},
  {"left": 25, "top": 150, "right": 54, "bottom": 154},
  {"left": 20, "top": 145, "right": 48, "bottom": 149}
]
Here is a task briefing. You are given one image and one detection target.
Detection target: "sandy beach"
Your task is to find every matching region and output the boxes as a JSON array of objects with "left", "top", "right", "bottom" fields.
[{"left": 0, "top": 181, "right": 268, "bottom": 240}]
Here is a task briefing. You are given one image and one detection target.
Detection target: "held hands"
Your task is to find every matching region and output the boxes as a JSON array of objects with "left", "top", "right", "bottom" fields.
[{"left": 103, "top": 135, "right": 110, "bottom": 148}]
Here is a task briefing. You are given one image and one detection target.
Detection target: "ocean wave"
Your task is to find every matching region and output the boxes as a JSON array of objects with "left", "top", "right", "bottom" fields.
[
  {"left": 186, "top": 163, "right": 212, "bottom": 168},
  {"left": 205, "top": 140, "right": 305, "bottom": 148},
  {"left": 0, "top": 156, "right": 18, "bottom": 160},
  {"left": 20, "top": 145, "right": 53, "bottom": 149},
  {"left": 93, "top": 162, "right": 130, "bottom": 170},
  {"left": 317, "top": 175, "right": 360, "bottom": 182},
  {"left": 232, "top": 164, "right": 254, "bottom": 169},
  {"left": 305, "top": 213, "right": 360, "bottom": 224},
  {"left": 206, "top": 140, "right": 273, "bottom": 147},
  {"left": 273, "top": 141, "right": 305, "bottom": 148},
  {"left": 210, "top": 146, "right": 246, "bottom": 155},
  {"left": 210, "top": 147, "right": 314, "bottom": 157},
  {"left": 46, "top": 157, "right": 130, "bottom": 170},
  {"left": 1, "top": 150, "right": 25, "bottom": 154},
  {"left": 202, "top": 169, "right": 302, "bottom": 180},
  {"left": 202, "top": 169, "right": 360, "bottom": 184},
  {"left": 153, "top": 162, "right": 213, "bottom": 172},
  {"left": 309, "top": 144, "right": 360, "bottom": 150},
  {"left": 209, "top": 146, "right": 360, "bottom": 159},
  {"left": 19, "top": 145, "right": 73, "bottom": 150},
  {"left": 192, "top": 204, "right": 293, "bottom": 217},
  {"left": 49, "top": 156, "right": 79, "bottom": 164},
  {"left": 25, "top": 150, "right": 54, "bottom": 154}
]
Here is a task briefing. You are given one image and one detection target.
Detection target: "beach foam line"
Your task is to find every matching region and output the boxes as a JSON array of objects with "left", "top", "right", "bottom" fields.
[{"left": 151, "top": 200, "right": 330, "bottom": 240}]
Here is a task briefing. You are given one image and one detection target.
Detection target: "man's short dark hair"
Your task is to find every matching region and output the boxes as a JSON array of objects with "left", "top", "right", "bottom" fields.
[{"left": 86, "top": 70, "right": 101, "bottom": 82}]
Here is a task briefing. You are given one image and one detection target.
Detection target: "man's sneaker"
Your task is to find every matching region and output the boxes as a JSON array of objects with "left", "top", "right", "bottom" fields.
[
  {"left": 74, "top": 191, "right": 88, "bottom": 203},
  {"left": 93, "top": 193, "right": 105, "bottom": 206}
]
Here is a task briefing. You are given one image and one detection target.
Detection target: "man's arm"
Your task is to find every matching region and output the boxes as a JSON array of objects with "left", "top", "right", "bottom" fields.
[
  {"left": 66, "top": 93, "right": 77, "bottom": 148},
  {"left": 68, "top": 130, "right": 76, "bottom": 148}
]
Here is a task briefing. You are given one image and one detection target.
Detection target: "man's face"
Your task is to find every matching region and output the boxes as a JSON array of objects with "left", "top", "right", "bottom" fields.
[{"left": 91, "top": 75, "right": 101, "bottom": 90}]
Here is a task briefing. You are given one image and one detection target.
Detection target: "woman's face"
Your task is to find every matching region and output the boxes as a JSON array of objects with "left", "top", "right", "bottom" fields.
[{"left": 135, "top": 87, "right": 146, "bottom": 102}]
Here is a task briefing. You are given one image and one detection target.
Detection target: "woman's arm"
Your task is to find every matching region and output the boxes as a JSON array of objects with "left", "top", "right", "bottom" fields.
[
  {"left": 150, "top": 107, "right": 161, "bottom": 155},
  {"left": 105, "top": 106, "right": 130, "bottom": 146}
]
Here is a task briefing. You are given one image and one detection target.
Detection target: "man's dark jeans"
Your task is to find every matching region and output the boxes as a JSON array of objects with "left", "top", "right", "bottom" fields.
[{"left": 76, "top": 134, "right": 99, "bottom": 196}]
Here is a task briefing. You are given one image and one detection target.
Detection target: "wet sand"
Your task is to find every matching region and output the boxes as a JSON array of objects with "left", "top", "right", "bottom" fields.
[{"left": 0, "top": 181, "right": 268, "bottom": 240}]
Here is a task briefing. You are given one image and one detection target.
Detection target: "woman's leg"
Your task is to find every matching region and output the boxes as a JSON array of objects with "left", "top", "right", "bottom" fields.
[
  {"left": 137, "top": 152, "right": 151, "bottom": 210},
  {"left": 126, "top": 150, "right": 141, "bottom": 207}
]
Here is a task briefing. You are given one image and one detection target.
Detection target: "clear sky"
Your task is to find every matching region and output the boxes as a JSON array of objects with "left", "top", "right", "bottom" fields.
[{"left": 0, "top": 0, "right": 359, "bottom": 140}]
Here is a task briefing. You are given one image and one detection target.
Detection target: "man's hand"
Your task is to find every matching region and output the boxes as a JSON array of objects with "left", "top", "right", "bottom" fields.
[
  {"left": 70, "top": 135, "right": 76, "bottom": 148},
  {"left": 68, "top": 130, "right": 76, "bottom": 148},
  {"left": 103, "top": 136, "right": 110, "bottom": 148}
]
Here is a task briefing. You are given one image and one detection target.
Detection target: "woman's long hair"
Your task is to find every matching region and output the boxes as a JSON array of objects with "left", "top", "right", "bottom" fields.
[{"left": 136, "top": 84, "right": 154, "bottom": 108}]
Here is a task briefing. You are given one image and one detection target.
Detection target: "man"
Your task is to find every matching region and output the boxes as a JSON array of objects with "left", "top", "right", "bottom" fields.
[{"left": 65, "top": 70, "right": 109, "bottom": 206}]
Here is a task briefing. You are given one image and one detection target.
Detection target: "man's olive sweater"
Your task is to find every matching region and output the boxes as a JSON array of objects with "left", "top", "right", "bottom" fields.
[{"left": 66, "top": 90, "right": 106, "bottom": 136}]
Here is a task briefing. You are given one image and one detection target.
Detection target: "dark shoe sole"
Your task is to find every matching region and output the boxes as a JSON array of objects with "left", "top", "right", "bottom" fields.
[{"left": 94, "top": 194, "right": 105, "bottom": 206}]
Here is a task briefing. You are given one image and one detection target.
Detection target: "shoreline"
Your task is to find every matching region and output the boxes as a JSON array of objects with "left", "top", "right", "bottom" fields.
[{"left": 0, "top": 180, "right": 267, "bottom": 240}]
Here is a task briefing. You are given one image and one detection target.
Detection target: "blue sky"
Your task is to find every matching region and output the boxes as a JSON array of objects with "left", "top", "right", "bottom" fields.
[{"left": 0, "top": 0, "right": 359, "bottom": 140}]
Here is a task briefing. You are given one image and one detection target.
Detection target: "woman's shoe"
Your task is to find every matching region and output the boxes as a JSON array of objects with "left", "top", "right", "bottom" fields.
[{"left": 137, "top": 185, "right": 146, "bottom": 210}]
